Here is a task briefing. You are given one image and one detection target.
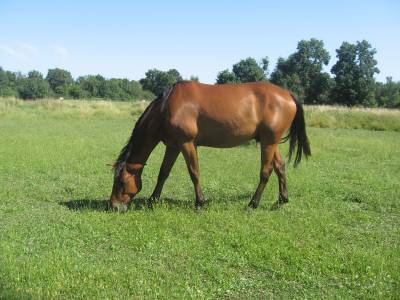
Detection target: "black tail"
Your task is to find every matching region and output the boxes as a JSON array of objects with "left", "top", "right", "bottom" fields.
[{"left": 282, "top": 94, "right": 311, "bottom": 167}]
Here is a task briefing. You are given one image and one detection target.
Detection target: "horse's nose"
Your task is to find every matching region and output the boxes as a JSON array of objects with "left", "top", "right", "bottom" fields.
[{"left": 110, "top": 202, "right": 128, "bottom": 213}]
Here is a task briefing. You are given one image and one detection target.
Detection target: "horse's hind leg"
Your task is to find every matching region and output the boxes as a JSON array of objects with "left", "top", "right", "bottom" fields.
[
  {"left": 149, "top": 146, "right": 180, "bottom": 204},
  {"left": 248, "top": 142, "right": 276, "bottom": 209},
  {"left": 180, "top": 141, "right": 206, "bottom": 208},
  {"left": 273, "top": 148, "right": 289, "bottom": 204}
]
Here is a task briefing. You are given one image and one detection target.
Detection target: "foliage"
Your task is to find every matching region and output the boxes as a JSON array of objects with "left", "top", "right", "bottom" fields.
[
  {"left": 140, "top": 68, "right": 183, "bottom": 96},
  {"left": 46, "top": 68, "right": 73, "bottom": 97},
  {"left": 0, "top": 104, "right": 399, "bottom": 298},
  {"left": 232, "top": 57, "right": 268, "bottom": 83},
  {"left": 0, "top": 67, "right": 17, "bottom": 97},
  {"left": 16, "top": 70, "right": 50, "bottom": 99},
  {"left": 216, "top": 57, "right": 268, "bottom": 84},
  {"left": 216, "top": 69, "right": 239, "bottom": 84},
  {"left": 77, "top": 74, "right": 107, "bottom": 98},
  {"left": 68, "top": 83, "right": 87, "bottom": 99},
  {"left": 189, "top": 75, "right": 199, "bottom": 82},
  {"left": 375, "top": 77, "right": 400, "bottom": 108},
  {"left": 0, "top": 38, "right": 397, "bottom": 106},
  {"left": 270, "top": 39, "right": 332, "bottom": 104},
  {"left": 331, "top": 40, "right": 379, "bottom": 106}
]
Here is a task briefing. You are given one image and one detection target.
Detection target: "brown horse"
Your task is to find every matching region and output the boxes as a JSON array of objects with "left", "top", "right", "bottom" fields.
[{"left": 110, "top": 81, "right": 310, "bottom": 212}]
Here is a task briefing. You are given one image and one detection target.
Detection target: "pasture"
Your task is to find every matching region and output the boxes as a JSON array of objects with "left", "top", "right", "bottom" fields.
[{"left": 0, "top": 99, "right": 399, "bottom": 298}]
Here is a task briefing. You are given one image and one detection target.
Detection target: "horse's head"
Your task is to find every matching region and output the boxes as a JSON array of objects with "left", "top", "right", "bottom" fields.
[{"left": 110, "top": 163, "right": 143, "bottom": 212}]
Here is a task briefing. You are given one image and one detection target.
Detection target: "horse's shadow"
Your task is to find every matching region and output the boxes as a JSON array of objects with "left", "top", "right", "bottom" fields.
[
  {"left": 60, "top": 199, "right": 110, "bottom": 212},
  {"left": 60, "top": 192, "right": 284, "bottom": 212},
  {"left": 60, "top": 197, "right": 192, "bottom": 212}
]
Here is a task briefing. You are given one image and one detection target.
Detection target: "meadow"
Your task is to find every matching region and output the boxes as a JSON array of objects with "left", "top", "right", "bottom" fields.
[{"left": 0, "top": 98, "right": 399, "bottom": 299}]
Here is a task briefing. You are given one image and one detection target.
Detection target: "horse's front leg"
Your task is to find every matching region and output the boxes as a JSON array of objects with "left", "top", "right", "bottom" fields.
[
  {"left": 180, "top": 141, "right": 206, "bottom": 209},
  {"left": 149, "top": 146, "right": 180, "bottom": 206}
]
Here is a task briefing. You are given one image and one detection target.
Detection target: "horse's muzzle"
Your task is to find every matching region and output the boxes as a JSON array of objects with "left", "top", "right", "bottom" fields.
[{"left": 110, "top": 202, "right": 129, "bottom": 213}]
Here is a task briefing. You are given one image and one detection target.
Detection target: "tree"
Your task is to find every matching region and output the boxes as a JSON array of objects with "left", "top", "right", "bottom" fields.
[
  {"left": 0, "top": 67, "right": 17, "bottom": 96},
  {"left": 140, "top": 68, "right": 183, "bottom": 96},
  {"left": 17, "top": 70, "right": 50, "bottom": 99},
  {"left": 375, "top": 77, "right": 400, "bottom": 108},
  {"left": 46, "top": 68, "right": 73, "bottom": 96},
  {"left": 271, "top": 60, "right": 306, "bottom": 100},
  {"left": 232, "top": 57, "right": 267, "bottom": 83},
  {"left": 68, "top": 83, "right": 86, "bottom": 99},
  {"left": 216, "top": 57, "right": 268, "bottom": 84},
  {"left": 77, "top": 75, "right": 106, "bottom": 98},
  {"left": 216, "top": 69, "right": 239, "bottom": 84},
  {"left": 270, "top": 39, "right": 331, "bottom": 104},
  {"left": 189, "top": 75, "right": 199, "bottom": 82},
  {"left": 331, "top": 40, "right": 379, "bottom": 106}
]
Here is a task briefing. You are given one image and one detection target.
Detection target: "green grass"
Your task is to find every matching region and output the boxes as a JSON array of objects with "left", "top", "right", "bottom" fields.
[
  {"left": 0, "top": 99, "right": 399, "bottom": 298},
  {"left": 306, "top": 105, "right": 400, "bottom": 132},
  {"left": 1, "top": 97, "right": 400, "bottom": 131}
]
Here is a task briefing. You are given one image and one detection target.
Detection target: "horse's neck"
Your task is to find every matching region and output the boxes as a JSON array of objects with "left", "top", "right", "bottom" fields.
[{"left": 127, "top": 103, "right": 162, "bottom": 165}]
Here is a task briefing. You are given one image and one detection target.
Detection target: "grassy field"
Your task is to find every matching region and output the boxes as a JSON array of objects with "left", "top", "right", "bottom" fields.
[{"left": 0, "top": 99, "right": 399, "bottom": 298}]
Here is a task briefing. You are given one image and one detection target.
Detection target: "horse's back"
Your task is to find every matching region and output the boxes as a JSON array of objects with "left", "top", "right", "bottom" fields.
[{"left": 163, "top": 81, "right": 296, "bottom": 147}]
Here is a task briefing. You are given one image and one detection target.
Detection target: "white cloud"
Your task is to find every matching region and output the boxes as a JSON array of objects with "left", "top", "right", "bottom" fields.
[
  {"left": 0, "top": 45, "right": 16, "bottom": 55},
  {"left": 53, "top": 45, "right": 69, "bottom": 61},
  {"left": 0, "top": 42, "right": 38, "bottom": 61},
  {"left": 18, "top": 42, "right": 38, "bottom": 55}
]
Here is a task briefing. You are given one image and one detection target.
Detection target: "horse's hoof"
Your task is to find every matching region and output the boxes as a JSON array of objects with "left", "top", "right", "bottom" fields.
[
  {"left": 278, "top": 196, "right": 289, "bottom": 204},
  {"left": 195, "top": 205, "right": 204, "bottom": 213},
  {"left": 247, "top": 201, "right": 258, "bottom": 210},
  {"left": 245, "top": 205, "right": 255, "bottom": 213},
  {"left": 146, "top": 200, "right": 154, "bottom": 210}
]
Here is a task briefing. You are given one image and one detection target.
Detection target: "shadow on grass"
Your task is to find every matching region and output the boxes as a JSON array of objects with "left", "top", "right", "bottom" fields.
[
  {"left": 60, "top": 199, "right": 110, "bottom": 211},
  {"left": 60, "top": 197, "right": 150, "bottom": 212},
  {"left": 60, "top": 192, "right": 281, "bottom": 212},
  {"left": 161, "top": 197, "right": 197, "bottom": 209}
]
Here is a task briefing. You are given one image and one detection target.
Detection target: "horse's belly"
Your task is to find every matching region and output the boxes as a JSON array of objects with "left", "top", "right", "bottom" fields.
[{"left": 196, "top": 119, "right": 257, "bottom": 148}]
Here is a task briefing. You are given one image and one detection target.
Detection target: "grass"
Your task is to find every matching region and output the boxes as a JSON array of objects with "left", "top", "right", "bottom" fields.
[
  {"left": 1, "top": 97, "right": 400, "bottom": 131},
  {"left": 306, "top": 105, "right": 400, "bottom": 131},
  {"left": 0, "top": 98, "right": 399, "bottom": 298}
]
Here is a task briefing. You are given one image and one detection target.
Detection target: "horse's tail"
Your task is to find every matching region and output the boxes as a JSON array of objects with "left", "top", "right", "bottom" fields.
[{"left": 283, "top": 93, "right": 311, "bottom": 167}]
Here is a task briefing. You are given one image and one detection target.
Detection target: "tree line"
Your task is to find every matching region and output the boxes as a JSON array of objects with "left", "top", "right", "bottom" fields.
[{"left": 0, "top": 39, "right": 399, "bottom": 107}]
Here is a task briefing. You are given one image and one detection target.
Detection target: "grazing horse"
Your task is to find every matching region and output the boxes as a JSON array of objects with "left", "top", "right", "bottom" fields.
[{"left": 110, "top": 81, "right": 310, "bottom": 212}]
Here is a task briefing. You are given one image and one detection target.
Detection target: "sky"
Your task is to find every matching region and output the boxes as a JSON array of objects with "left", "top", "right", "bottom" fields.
[{"left": 0, "top": 0, "right": 399, "bottom": 83}]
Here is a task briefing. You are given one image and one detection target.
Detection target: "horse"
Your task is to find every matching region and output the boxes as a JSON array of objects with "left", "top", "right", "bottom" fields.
[{"left": 109, "top": 81, "right": 311, "bottom": 212}]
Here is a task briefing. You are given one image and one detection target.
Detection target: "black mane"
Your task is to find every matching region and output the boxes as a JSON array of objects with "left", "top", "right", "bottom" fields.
[
  {"left": 112, "top": 91, "right": 169, "bottom": 177},
  {"left": 113, "top": 102, "right": 154, "bottom": 176}
]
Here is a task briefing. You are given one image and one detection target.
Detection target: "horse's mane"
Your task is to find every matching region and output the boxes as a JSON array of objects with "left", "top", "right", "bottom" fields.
[{"left": 113, "top": 88, "right": 172, "bottom": 177}]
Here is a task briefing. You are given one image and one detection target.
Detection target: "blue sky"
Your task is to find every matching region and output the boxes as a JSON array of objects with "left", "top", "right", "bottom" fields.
[{"left": 1, "top": 0, "right": 399, "bottom": 83}]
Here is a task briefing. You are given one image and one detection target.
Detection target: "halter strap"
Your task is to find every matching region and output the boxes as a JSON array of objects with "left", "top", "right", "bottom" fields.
[{"left": 125, "top": 162, "right": 145, "bottom": 173}]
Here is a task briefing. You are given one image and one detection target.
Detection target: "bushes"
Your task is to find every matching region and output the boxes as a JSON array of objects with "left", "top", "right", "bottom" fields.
[
  {"left": 17, "top": 71, "right": 50, "bottom": 100},
  {"left": 0, "top": 67, "right": 155, "bottom": 101}
]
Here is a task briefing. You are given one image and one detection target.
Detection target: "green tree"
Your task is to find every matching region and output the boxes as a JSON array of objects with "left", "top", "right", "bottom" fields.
[
  {"left": 17, "top": 70, "right": 50, "bottom": 99},
  {"left": 375, "top": 77, "right": 400, "bottom": 108},
  {"left": 331, "top": 40, "right": 379, "bottom": 106},
  {"left": 0, "top": 67, "right": 17, "bottom": 96},
  {"left": 140, "top": 69, "right": 182, "bottom": 96},
  {"left": 46, "top": 68, "right": 73, "bottom": 96},
  {"left": 78, "top": 75, "right": 106, "bottom": 98},
  {"left": 271, "top": 61, "right": 306, "bottom": 100},
  {"left": 68, "top": 83, "right": 86, "bottom": 99},
  {"left": 270, "top": 39, "right": 331, "bottom": 104},
  {"left": 232, "top": 57, "right": 267, "bottom": 83},
  {"left": 189, "top": 75, "right": 199, "bottom": 82},
  {"left": 216, "top": 57, "right": 268, "bottom": 84},
  {"left": 216, "top": 69, "right": 239, "bottom": 84}
]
